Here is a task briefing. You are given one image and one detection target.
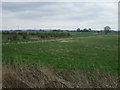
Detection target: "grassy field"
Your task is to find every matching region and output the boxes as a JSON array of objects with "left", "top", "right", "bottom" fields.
[{"left": 2, "top": 31, "right": 118, "bottom": 88}]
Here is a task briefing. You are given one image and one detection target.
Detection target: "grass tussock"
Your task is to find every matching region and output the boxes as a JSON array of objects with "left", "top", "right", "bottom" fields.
[{"left": 2, "top": 65, "right": 118, "bottom": 88}]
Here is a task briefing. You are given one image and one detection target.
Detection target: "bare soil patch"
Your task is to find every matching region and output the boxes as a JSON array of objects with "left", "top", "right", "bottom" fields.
[
  {"left": 60, "top": 41, "right": 69, "bottom": 42},
  {"left": 112, "top": 35, "right": 120, "bottom": 36}
]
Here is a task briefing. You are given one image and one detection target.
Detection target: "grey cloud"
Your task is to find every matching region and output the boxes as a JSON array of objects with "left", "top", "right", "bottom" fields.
[{"left": 2, "top": 2, "right": 118, "bottom": 30}]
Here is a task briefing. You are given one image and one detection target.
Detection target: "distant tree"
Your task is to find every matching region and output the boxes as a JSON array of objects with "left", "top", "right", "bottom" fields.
[
  {"left": 83, "top": 28, "right": 88, "bottom": 32},
  {"left": 77, "top": 28, "right": 81, "bottom": 32},
  {"left": 22, "top": 33, "right": 29, "bottom": 40},
  {"left": 13, "top": 34, "right": 18, "bottom": 40},
  {"left": 88, "top": 28, "right": 92, "bottom": 31},
  {"left": 104, "top": 26, "right": 111, "bottom": 35},
  {"left": 96, "top": 31, "right": 100, "bottom": 35},
  {"left": 7, "top": 34, "right": 18, "bottom": 41}
]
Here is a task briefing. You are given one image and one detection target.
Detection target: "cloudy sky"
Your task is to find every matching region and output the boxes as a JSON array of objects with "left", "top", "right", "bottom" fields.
[{"left": 1, "top": 1, "right": 118, "bottom": 30}]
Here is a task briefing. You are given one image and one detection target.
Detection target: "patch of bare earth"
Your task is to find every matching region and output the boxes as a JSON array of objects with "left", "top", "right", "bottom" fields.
[
  {"left": 2, "top": 65, "right": 118, "bottom": 88},
  {"left": 112, "top": 35, "right": 120, "bottom": 36},
  {"left": 60, "top": 41, "right": 69, "bottom": 42}
]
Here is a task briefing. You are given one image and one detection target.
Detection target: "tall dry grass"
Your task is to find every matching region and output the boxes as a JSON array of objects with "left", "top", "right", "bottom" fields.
[{"left": 2, "top": 65, "right": 118, "bottom": 88}]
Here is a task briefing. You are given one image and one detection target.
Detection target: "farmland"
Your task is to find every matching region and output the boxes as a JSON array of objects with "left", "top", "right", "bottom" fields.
[{"left": 2, "top": 31, "right": 119, "bottom": 88}]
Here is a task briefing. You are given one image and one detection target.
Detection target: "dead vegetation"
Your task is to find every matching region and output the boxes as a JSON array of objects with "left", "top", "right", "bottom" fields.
[{"left": 2, "top": 65, "right": 118, "bottom": 88}]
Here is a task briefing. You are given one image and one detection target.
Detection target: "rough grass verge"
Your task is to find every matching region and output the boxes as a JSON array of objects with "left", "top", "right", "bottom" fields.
[{"left": 2, "top": 65, "right": 118, "bottom": 88}]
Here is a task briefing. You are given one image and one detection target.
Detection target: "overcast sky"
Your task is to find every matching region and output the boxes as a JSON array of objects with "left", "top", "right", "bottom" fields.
[{"left": 1, "top": 1, "right": 118, "bottom": 30}]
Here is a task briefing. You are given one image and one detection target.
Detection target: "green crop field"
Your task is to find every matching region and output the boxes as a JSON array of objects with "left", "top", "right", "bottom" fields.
[
  {"left": 3, "top": 32, "right": 118, "bottom": 73},
  {"left": 2, "top": 31, "right": 119, "bottom": 88}
]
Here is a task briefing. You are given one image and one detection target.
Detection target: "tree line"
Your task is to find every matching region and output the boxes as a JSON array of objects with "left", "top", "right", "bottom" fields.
[
  {"left": 76, "top": 26, "right": 111, "bottom": 34},
  {"left": 2, "top": 32, "right": 71, "bottom": 41}
]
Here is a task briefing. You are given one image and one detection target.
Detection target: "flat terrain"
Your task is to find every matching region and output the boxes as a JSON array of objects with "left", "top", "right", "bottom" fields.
[
  {"left": 2, "top": 32, "right": 118, "bottom": 88},
  {"left": 3, "top": 34, "right": 118, "bottom": 73}
]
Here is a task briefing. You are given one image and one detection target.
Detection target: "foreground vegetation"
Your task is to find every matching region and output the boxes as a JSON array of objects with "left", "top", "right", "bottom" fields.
[{"left": 2, "top": 31, "right": 118, "bottom": 88}]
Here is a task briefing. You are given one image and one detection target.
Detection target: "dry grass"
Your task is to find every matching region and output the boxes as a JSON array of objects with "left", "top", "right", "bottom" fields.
[
  {"left": 0, "top": 68, "right": 2, "bottom": 89},
  {"left": 2, "top": 65, "right": 118, "bottom": 88}
]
